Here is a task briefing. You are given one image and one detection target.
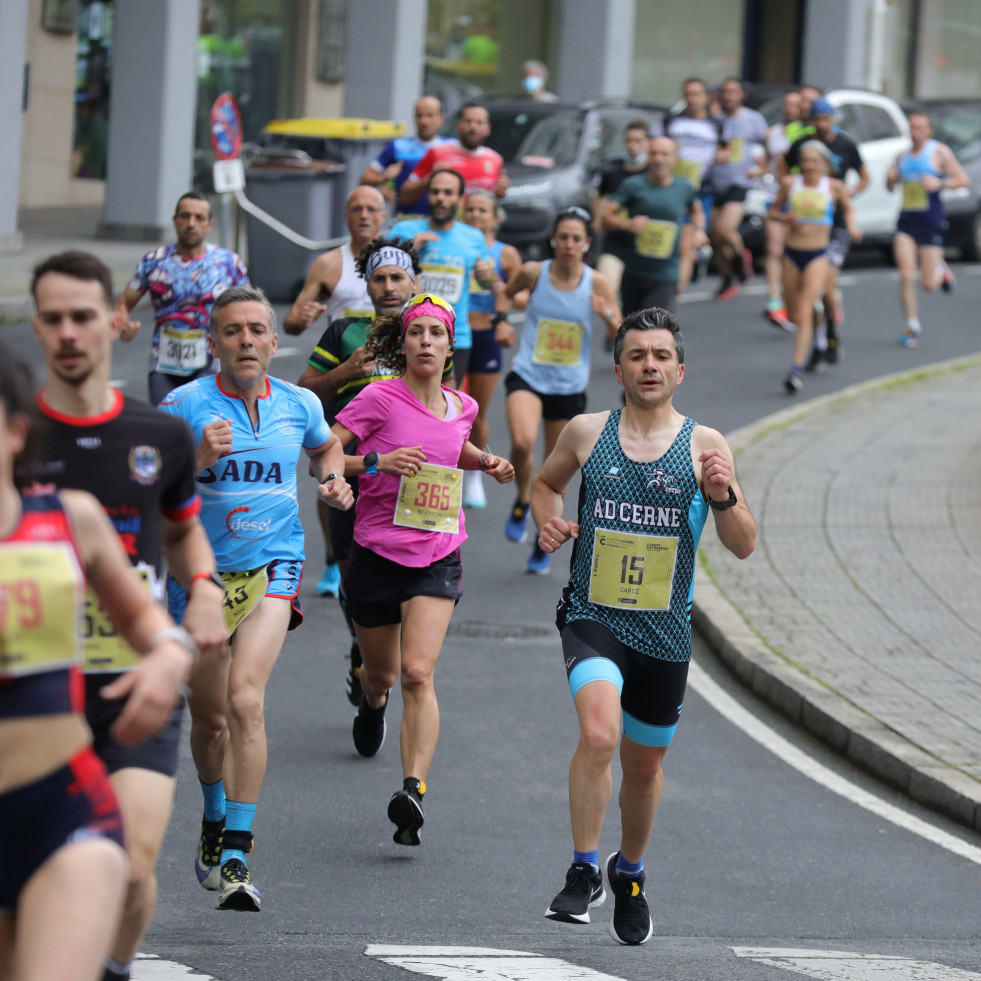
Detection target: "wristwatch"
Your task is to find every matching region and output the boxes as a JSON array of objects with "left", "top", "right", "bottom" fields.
[
  {"left": 363, "top": 452, "right": 379, "bottom": 475},
  {"left": 708, "top": 486, "right": 738, "bottom": 511},
  {"left": 490, "top": 312, "right": 508, "bottom": 326}
]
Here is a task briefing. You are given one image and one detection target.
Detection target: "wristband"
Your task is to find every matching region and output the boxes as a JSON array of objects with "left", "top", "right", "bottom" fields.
[
  {"left": 149, "top": 625, "right": 198, "bottom": 660},
  {"left": 479, "top": 452, "right": 492, "bottom": 472},
  {"left": 190, "top": 571, "right": 224, "bottom": 591},
  {"left": 321, "top": 473, "right": 339, "bottom": 483},
  {"left": 490, "top": 312, "right": 508, "bottom": 326}
]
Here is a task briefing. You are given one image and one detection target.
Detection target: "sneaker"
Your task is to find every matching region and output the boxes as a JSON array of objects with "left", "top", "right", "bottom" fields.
[
  {"left": 764, "top": 306, "right": 795, "bottom": 332},
  {"left": 346, "top": 642, "right": 363, "bottom": 707},
  {"left": 941, "top": 263, "right": 955, "bottom": 293},
  {"left": 526, "top": 544, "right": 551, "bottom": 575},
  {"left": 784, "top": 369, "right": 803, "bottom": 395},
  {"left": 825, "top": 336, "right": 840, "bottom": 364},
  {"left": 387, "top": 779, "right": 425, "bottom": 846},
  {"left": 463, "top": 469, "right": 487, "bottom": 509},
  {"left": 740, "top": 247, "right": 754, "bottom": 283},
  {"left": 353, "top": 695, "right": 387, "bottom": 758},
  {"left": 545, "top": 862, "right": 606, "bottom": 924},
  {"left": 216, "top": 858, "right": 261, "bottom": 912},
  {"left": 605, "top": 852, "right": 653, "bottom": 945},
  {"left": 715, "top": 278, "right": 740, "bottom": 302},
  {"left": 316, "top": 562, "right": 341, "bottom": 597},
  {"left": 505, "top": 500, "right": 530, "bottom": 543},
  {"left": 194, "top": 817, "right": 224, "bottom": 891},
  {"left": 804, "top": 347, "right": 826, "bottom": 374},
  {"left": 899, "top": 328, "right": 920, "bottom": 348}
]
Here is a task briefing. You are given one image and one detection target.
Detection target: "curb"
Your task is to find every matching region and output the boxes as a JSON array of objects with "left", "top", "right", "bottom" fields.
[{"left": 693, "top": 353, "right": 981, "bottom": 834}]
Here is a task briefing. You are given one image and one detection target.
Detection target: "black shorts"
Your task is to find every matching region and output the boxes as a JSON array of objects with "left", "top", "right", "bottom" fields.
[
  {"left": 328, "top": 475, "right": 359, "bottom": 562},
  {"left": 148, "top": 363, "right": 216, "bottom": 407},
  {"left": 0, "top": 746, "right": 124, "bottom": 911},
  {"left": 468, "top": 327, "right": 503, "bottom": 374},
  {"left": 897, "top": 214, "right": 947, "bottom": 247},
  {"left": 504, "top": 371, "right": 586, "bottom": 422},
  {"left": 619, "top": 273, "right": 677, "bottom": 316},
  {"left": 558, "top": 616, "right": 689, "bottom": 748},
  {"left": 345, "top": 544, "right": 462, "bottom": 628},
  {"left": 712, "top": 184, "right": 749, "bottom": 206},
  {"left": 450, "top": 346, "right": 471, "bottom": 385},
  {"left": 85, "top": 674, "right": 185, "bottom": 777}
]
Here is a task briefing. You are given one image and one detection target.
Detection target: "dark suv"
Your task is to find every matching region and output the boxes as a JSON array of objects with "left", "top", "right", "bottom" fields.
[{"left": 444, "top": 96, "right": 667, "bottom": 258}]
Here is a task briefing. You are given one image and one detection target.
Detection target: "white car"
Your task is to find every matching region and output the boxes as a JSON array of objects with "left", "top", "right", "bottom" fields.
[{"left": 741, "top": 88, "right": 911, "bottom": 251}]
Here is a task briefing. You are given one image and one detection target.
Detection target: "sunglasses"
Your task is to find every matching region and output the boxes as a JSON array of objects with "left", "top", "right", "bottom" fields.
[
  {"left": 400, "top": 293, "right": 456, "bottom": 325},
  {"left": 556, "top": 206, "right": 592, "bottom": 224}
]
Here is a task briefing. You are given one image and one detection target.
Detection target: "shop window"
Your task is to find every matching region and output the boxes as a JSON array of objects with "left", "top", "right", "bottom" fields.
[{"left": 71, "top": 1, "right": 113, "bottom": 180}]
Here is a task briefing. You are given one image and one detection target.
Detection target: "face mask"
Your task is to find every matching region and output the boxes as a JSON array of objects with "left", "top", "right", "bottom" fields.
[
  {"left": 522, "top": 75, "right": 543, "bottom": 94},
  {"left": 628, "top": 152, "right": 648, "bottom": 166}
]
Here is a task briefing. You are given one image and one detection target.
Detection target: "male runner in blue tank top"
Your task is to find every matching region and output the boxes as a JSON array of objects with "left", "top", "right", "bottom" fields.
[{"left": 532, "top": 306, "right": 755, "bottom": 945}]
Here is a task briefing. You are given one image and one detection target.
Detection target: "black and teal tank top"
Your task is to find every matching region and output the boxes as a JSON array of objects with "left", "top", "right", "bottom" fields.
[{"left": 564, "top": 411, "right": 708, "bottom": 661}]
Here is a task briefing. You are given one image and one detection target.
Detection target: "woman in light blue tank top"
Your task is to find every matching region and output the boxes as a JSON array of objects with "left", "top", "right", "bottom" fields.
[{"left": 498, "top": 208, "right": 621, "bottom": 574}]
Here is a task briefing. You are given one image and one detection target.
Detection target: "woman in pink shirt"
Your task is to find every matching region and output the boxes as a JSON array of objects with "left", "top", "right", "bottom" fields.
[{"left": 332, "top": 294, "right": 513, "bottom": 846}]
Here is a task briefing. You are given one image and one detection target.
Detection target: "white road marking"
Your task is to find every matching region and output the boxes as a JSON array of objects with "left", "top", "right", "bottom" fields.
[
  {"left": 272, "top": 345, "right": 299, "bottom": 358},
  {"left": 132, "top": 954, "right": 219, "bottom": 979},
  {"left": 732, "top": 946, "right": 981, "bottom": 980},
  {"left": 687, "top": 662, "right": 981, "bottom": 866},
  {"left": 364, "top": 945, "right": 626, "bottom": 980}
]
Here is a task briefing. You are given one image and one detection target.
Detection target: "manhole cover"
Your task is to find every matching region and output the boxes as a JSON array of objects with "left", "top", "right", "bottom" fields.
[{"left": 446, "top": 619, "right": 552, "bottom": 640}]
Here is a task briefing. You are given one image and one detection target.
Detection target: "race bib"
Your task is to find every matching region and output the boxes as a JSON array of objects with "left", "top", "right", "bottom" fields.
[
  {"left": 220, "top": 567, "right": 269, "bottom": 637},
  {"left": 902, "top": 181, "right": 928, "bottom": 211},
  {"left": 791, "top": 189, "right": 829, "bottom": 222},
  {"left": 82, "top": 565, "right": 156, "bottom": 673},
  {"left": 729, "top": 137, "right": 745, "bottom": 164},
  {"left": 0, "top": 542, "right": 81, "bottom": 677},
  {"left": 636, "top": 220, "right": 678, "bottom": 259},
  {"left": 532, "top": 319, "right": 584, "bottom": 366},
  {"left": 674, "top": 158, "right": 703, "bottom": 185},
  {"left": 394, "top": 465, "right": 463, "bottom": 533},
  {"left": 587, "top": 529, "right": 678, "bottom": 611},
  {"left": 157, "top": 324, "right": 209, "bottom": 376},
  {"left": 342, "top": 307, "right": 374, "bottom": 320},
  {"left": 418, "top": 264, "right": 464, "bottom": 304}
]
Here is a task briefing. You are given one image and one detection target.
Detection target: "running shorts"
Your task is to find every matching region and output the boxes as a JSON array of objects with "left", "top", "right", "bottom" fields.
[{"left": 504, "top": 371, "right": 586, "bottom": 422}]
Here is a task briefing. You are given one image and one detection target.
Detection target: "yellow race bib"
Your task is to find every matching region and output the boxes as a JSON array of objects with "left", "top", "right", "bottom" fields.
[
  {"left": 418, "top": 264, "right": 464, "bottom": 304},
  {"left": 82, "top": 565, "right": 156, "bottom": 672},
  {"left": 635, "top": 220, "right": 678, "bottom": 259},
  {"left": 220, "top": 567, "right": 269, "bottom": 637},
  {"left": 729, "top": 137, "right": 745, "bottom": 164},
  {"left": 0, "top": 542, "right": 82, "bottom": 677},
  {"left": 157, "top": 325, "right": 210, "bottom": 376},
  {"left": 674, "top": 158, "right": 703, "bottom": 185},
  {"left": 902, "top": 181, "right": 928, "bottom": 211},
  {"left": 532, "top": 319, "right": 584, "bottom": 366},
  {"left": 791, "top": 188, "right": 829, "bottom": 221},
  {"left": 587, "top": 528, "right": 678, "bottom": 610},
  {"left": 394, "top": 465, "right": 463, "bottom": 533}
]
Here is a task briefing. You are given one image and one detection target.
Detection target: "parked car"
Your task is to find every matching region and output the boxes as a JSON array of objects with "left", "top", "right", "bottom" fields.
[
  {"left": 740, "top": 88, "right": 911, "bottom": 255},
  {"left": 443, "top": 97, "right": 667, "bottom": 258},
  {"left": 903, "top": 98, "right": 981, "bottom": 260}
]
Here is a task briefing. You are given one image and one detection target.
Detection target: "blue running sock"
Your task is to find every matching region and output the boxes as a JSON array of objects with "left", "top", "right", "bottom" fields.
[
  {"left": 200, "top": 779, "right": 226, "bottom": 823},
  {"left": 222, "top": 800, "right": 257, "bottom": 865},
  {"left": 616, "top": 853, "right": 644, "bottom": 879},
  {"left": 574, "top": 849, "right": 599, "bottom": 871}
]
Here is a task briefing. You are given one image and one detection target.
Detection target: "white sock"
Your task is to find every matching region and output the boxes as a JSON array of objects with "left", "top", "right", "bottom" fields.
[{"left": 814, "top": 324, "right": 828, "bottom": 351}]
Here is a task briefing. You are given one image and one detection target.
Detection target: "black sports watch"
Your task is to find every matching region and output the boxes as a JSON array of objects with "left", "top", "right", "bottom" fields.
[
  {"left": 490, "top": 312, "right": 509, "bottom": 326},
  {"left": 363, "top": 451, "right": 379, "bottom": 475},
  {"left": 708, "top": 486, "right": 738, "bottom": 511}
]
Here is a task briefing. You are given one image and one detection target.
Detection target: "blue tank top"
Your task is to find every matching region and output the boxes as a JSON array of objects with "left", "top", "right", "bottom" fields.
[
  {"left": 563, "top": 412, "right": 708, "bottom": 662},
  {"left": 511, "top": 261, "right": 595, "bottom": 395},
  {"left": 789, "top": 175, "right": 834, "bottom": 226},
  {"left": 898, "top": 139, "right": 945, "bottom": 223},
  {"left": 468, "top": 239, "right": 505, "bottom": 314},
  {"left": 160, "top": 375, "right": 333, "bottom": 571}
]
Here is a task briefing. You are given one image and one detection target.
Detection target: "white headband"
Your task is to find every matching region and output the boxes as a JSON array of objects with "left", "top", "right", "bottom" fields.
[{"left": 364, "top": 247, "right": 413, "bottom": 280}]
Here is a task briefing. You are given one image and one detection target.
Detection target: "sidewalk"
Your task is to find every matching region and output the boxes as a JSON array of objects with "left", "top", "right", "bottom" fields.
[
  {"left": 0, "top": 207, "right": 162, "bottom": 325},
  {"left": 695, "top": 355, "right": 981, "bottom": 833}
]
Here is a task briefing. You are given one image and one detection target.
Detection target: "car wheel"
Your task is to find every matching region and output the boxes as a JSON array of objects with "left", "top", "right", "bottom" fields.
[{"left": 965, "top": 209, "right": 981, "bottom": 262}]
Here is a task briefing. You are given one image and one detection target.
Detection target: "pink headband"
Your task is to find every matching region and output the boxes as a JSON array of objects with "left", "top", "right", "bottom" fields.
[{"left": 400, "top": 300, "right": 456, "bottom": 339}]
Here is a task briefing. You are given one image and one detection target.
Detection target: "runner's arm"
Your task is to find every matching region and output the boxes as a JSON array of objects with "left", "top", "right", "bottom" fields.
[
  {"left": 283, "top": 252, "right": 338, "bottom": 335},
  {"left": 112, "top": 285, "right": 145, "bottom": 341},
  {"left": 694, "top": 428, "right": 756, "bottom": 560}
]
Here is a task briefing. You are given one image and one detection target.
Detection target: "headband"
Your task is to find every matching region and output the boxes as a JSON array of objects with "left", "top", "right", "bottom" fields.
[
  {"left": 401, "top": 300, "right": 456, "bottom": 339},
  {"left": 364, "top": 247, "right": 414, "bottom": 280}
]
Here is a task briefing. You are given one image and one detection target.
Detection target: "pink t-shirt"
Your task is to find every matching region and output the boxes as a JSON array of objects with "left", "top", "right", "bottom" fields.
[{"left": 336, "top": 378, "right": 478, "bottom": 567}]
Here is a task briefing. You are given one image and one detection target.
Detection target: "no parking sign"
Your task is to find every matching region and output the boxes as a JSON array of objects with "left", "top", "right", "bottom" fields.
[{"left": 210, "top": 93, "right": 243, "bottom": 161}]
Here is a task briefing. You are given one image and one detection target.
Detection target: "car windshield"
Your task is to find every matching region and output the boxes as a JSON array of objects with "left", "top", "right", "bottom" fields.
[
  {"left": 514, "top": 112, "right": 584, "bottom": 168},
  {"left": 441, "top": 105, "right": 562, "bottom": 164},
  {"left": 927, "top": 106, "right": 981, "bottom": 159}
]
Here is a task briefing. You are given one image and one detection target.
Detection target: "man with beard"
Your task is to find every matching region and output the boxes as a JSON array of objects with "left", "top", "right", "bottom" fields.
[
  {"left": 391, "top": 170, "right": 493, "bottom": 383},
  {"left": 113, "top": 192, "right": 249, "bottom": 405},
  {"left": 398, "top": 101, "right": 509, "bottom": 209}
]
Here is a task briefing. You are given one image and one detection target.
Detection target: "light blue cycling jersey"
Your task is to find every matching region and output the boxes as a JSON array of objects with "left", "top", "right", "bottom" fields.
[
  {"left": 160, "top": 374, "right": 332, "bottom": 571},
  {"left": 389, "top": 218, "right": 487, "bottom": 349}
]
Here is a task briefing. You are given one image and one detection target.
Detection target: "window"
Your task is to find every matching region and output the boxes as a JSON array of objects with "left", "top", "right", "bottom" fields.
[
  {"left": 834, "top": 103, "right": 865, "bottom": 145},
  {"left": 859, "top": 104, "right": 901, "bottom": 142},
  {"left": 316, "top": 0, "right": 347, "bottom": 82}
]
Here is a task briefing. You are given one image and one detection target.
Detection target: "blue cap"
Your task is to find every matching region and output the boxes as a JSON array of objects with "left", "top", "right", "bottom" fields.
[{"left": 811, "top": 97, "right": 835, "bottom": 118}]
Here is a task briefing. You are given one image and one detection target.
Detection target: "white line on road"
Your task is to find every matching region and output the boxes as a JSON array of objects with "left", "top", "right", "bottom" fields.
[
  {"left": 687, "top": 662, "right": 981, "bottom": 866},
  {"left": 132, "top": 954, "right": 219, "bottom": 980},
  {"left": 732, "top": 946, "right": 981, "bottom": 980}
]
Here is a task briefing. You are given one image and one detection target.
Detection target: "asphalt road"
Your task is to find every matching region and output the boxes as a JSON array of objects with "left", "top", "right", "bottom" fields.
[{"left": 5, "top": 260, "right": 981, "bottom": 980}]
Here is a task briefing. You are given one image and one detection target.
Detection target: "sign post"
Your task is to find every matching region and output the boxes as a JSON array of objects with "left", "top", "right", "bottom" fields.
[{"left": 210, "top": 93, "right": 244, "bottom": 251}]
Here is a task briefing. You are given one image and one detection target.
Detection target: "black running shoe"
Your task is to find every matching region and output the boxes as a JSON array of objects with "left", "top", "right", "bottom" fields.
[
  {"left": 804, "top": 347, "right": 826, "bottom": 374},
  {"left": 605, "top": 852, "right": 653, "bottom": 945},
  {"left": 545, "top": 861, "right": 606, "bottom": 923},
  {"left": 216, "top": 858, "right": 261, "bottom": 912},
  {"left": 352, "top": 694, "right": 387, "bottom": 757},
  {"left": 346, "top": 641, "right": 363, "bottom": 707},
  {"left": 388, "top": 778, "right": 425, "bottom": 846},
  {"left": 194, "top": 816, "right": 224, "bottom": 891}
]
